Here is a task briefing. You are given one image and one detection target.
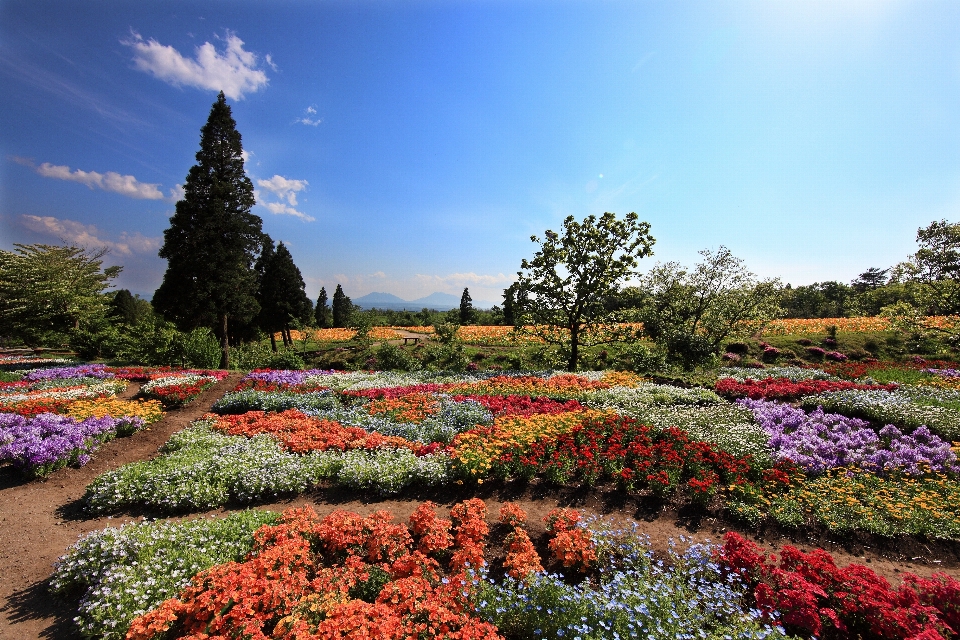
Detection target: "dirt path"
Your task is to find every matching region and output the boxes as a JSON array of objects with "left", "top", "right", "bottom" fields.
[
  {"left": 0, "top": 373, "right": 243, "bottom": 640},
  {"left": 2, "top": 370, "right": 960, "bottom": 639}
]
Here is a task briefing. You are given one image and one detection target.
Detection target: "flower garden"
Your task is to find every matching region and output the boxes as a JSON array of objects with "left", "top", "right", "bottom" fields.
[{"left": 0, "top": 357, "right": 948, "bottom": 640}]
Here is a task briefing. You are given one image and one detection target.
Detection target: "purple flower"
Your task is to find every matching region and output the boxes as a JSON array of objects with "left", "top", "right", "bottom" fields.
[
  {"left": 241, "top": 369, "right": 335, "bottom": 386},
  {"left": 737, "top": 398, "right": 959, "bottom": 475},
  {"left": 0, "top": 413, "right": 143, "bottom": 476},
  {"left": 22, "top": 364, "right": 114, "bottom": 381},
  {"left": 926, "top": 368, "right": 960, "bottom": 378}
]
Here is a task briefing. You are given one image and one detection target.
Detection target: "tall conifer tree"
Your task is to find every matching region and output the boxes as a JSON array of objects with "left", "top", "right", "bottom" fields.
[
  {"left": 459, "top": 287, "right": 474, "bottom": 324},
  {"left": 257, "top": 241, "right": 313, "bottom": 347},
  {"left": 332, "top": 284, "right": 352, "bottom": 328},
  {"left": 153, "top": 92, "right": 267, "bottom": 368},
  {"left": 315, "top": 287, "right": 330, "bottom": 328}
]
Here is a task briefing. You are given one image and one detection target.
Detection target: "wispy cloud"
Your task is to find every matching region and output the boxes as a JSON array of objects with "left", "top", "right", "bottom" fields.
[
  {"left": 123, "top": 30, "right": 270, "bottom": 100},
  {"left": 263, "top": 202, "right": 315, "bottom": 222},
  {"left": 28, "top": 160, "right": 180, "bottom": 202},
  {"left": 296, "top": 105, "right": 322, "bottom": 126},
  {"left": 415, "top": 272, "right": 516, "bottom": 288},
  {"left": 257, "top": 175, "right": 308, "bottom": 205},
  {"left": 20, "top": 215, "right": 161, "bottom": 256}
]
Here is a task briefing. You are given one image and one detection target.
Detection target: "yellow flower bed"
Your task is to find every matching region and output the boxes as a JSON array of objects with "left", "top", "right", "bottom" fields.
[
  {"left": 731, "top": 468, "right": 960, "bottom": 538},
  {"left": 65, "top": 398, "right": 165, "bottom": 424}
]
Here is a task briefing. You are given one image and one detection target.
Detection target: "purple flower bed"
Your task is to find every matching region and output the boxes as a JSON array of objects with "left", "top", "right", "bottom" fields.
[
  {"left": 21, "top": 364, "right": 114, "bottom": 381},
  {"left": 0, "top": 413, "right": 143, "bottom": 477},
  {"left": 242, "top": 369, "right": 336, "bottom": 386},
  {"left": 927, "top": 368, "right": 960, "bottom": 378},
  {"left": 737, "top": 398, "right": 959, "bottom": 475}
]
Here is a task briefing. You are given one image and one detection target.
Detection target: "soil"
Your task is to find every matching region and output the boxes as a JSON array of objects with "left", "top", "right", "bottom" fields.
[{"left": 2, "top": 375, "right": 960, "bottom": 639}]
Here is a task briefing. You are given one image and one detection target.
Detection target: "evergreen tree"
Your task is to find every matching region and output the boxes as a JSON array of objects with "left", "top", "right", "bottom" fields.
[
  {"left": 502, "top": 283, "right": 518, "bottom": 326},
  {"left": 459, "top": 287, "right": 474, "bottom": 324},
  {"left": 257, "top": 241, "right": 313, "bottom": 348},
  {"left": 315, "top": 287, "right": 330, "bottom": 328},
  {"left": 332, "top": 284, "right": 352, "bottom": 328},
  {"left": 153, "top": 92, "right": 267, "bottom": 369}
]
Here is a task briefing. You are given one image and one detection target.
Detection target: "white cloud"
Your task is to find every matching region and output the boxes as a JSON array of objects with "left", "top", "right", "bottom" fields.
[
  {"left": 20, "top": 215, "right": 161, "bottom": 256},
  {"left": 414, "top": 272, "right": 516, "bottom": 288},
  {"left": 257, "top": 174, "right": 308, "bottom": 205},
  {"left": 296, "top": 105, "right": 322, "bottom": 126},
  {"left": 123, "top": 31, "right": 269, "bottom": 100},
  {"left": 35, "top": 162, "right": 172, "bottom": 201},
  {"left": 168, "top": 184, "right": 185, "bottom": 201},
  {"left": 263, "top": 202, "right": 315, "bottom": 222}
]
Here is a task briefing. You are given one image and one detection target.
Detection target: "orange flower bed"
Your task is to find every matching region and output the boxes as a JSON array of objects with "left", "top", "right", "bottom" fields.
[
  {"left": 208, "top": 409, "right": 418, "bottom": 453},
  {"left": 127, "top": 503, "right": 505, "bottom": 640},
  {"left": 366, "top": 392, "right": 441, "bottom": 423}
]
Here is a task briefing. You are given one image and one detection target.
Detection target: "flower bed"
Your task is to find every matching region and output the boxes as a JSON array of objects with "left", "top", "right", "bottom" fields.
[
  {"left": 55, "top": 497, "right": 960, "bottom": 640},
  {"left": 0, "top": 413, "right": 144, "bottom": 477},
  {"left": 717, "top": 531, "right": 960, "bottom": 639},
  {"left": 800, "top": 389, "right": 960, "bottom": 441},
  {"left": 740, "top": 399, "right": 959, "bottom": 475},
  {"left": 716, "top": 377, "right": 897, "bottom": 402},
  {"left": 139, "top": 370, "right": 229, "bottom": 408},
  {"left": 487, "top": 413, "right": 755, "bottom": 500}
]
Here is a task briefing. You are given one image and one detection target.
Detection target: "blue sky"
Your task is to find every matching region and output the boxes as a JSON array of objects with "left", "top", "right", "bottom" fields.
[{"left": 3, "top": 1, "right": 960, "bottom": 304}]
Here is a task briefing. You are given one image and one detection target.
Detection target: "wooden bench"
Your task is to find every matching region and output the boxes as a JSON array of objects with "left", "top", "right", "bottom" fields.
[{"left": 402, "top": 337, "right": 421, "bottom": 345}]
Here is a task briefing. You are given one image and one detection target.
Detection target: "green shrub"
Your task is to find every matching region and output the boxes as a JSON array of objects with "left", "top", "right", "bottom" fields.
[{"left": 375, "top": 343, "right": 420, "bottom": 371}]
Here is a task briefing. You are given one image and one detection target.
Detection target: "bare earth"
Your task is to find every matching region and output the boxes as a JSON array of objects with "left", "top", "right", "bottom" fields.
[{"left": 2, "top": 373, "right": 959, "bottom": 639}]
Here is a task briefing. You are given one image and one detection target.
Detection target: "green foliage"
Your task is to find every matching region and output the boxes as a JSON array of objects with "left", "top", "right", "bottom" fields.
[
  {"left": 459, "top": 287, "right": 474, "bottom": 324},
  {"left": 314, "top": 286, "right": 331, "bottom": 328},
  {"left": 636, "top": 246, "right": 782, "bottom": 369},
  {"left": 152, "top": 91, "right": 268, "bottom": 369},
  {"left": 257, "top": 241, "right": 313, "bottom": 342},
  {"left": 421, "top": 321, "right": 468, "bottom": 371},
  {"left": 375, "top": 342, "right": 421, "bottom": 371},
  {"left": 515, "top": 212, "right": 655, "bottom": 371},
  {"left": 108, "top": 289, "right": 154, "bottom": 325},
  {"left": 0, "top": 244, "right": 121, "bottom": 347},
  {"left": 332, "top": 284, "right": 352, "bottom": 328}
]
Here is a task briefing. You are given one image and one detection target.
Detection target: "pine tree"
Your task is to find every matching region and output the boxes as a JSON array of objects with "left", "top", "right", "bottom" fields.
[
  {"left": 315, "top": 287, "right": 330, "bottom": 328},
  {"left": 257, "top": 241, "right": 313, "bottom": 348},
  {"left": 153, "top": 92, "right": 267, "bottom": 369},
  {"left": 331, "top": 284, "right": 352, "bottom": 328},
  {"left": 502, "top": 283, "right": 518, "bottom": 326},
  {"left": 459, "top": 287, "right": 474, "bottom": 324}
]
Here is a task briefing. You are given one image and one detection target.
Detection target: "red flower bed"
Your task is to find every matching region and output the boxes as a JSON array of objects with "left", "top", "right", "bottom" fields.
[
  {"left": 715, "top": 377, "right": 897, "bottom": 401},
  {"left": 209, "top": 409, "right": 418, "bottom": 453},
  {"left": 452, "top": 394, "right": 584, "bottom": 417},
  {"left": 127, "top": 503, "right": 505, "bottom": 640},
  {"left": 492, "top": 414, "right": 754, "bottom": 500},
  {"left": 717, "top": 532, "right": 960, "bottom": 639}
]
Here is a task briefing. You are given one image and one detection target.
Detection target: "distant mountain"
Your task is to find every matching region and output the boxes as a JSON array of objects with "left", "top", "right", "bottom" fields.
[
  {"left": 352, "top": 291, "right": 497, "bottom": 311},
  {"left": 409, "top": 292, "right": 461, "bottom": 306}
]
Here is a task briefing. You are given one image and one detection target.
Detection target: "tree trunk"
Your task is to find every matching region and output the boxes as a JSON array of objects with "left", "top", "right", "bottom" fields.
[
  {"left": 568, "top": 326, "right": 579, "bottom": 372},
  {"left": 270, "top": 331, "right": 277, "bottom": 352},
  {"left": 219, "top": 314, "right": 230, "bottom": 369}
]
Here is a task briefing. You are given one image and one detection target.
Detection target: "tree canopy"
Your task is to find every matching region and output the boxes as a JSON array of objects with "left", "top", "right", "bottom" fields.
[
  {"left": 332, "top": 284, "right": 352, "bottom": 328},
  {"left": 315, "top": 287, "right": 331, "bottom": 328},
  {"left": 459, "top": 288, "right": 474, "bottom": 324},
  {"left": 0, "top": 244, "right": 121, "bottom": 346},
  {"left": 257, "top": 241, "right": 313, "bottom": 348},
  {"left": 514, "top": 212, "right": 655, "bottom": 371},
  {"left": 636, "top": 247, "right": 781, "bottom": 368},
  {"left": 152, "top": 91, "right": 267, "bottom": 368}
]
